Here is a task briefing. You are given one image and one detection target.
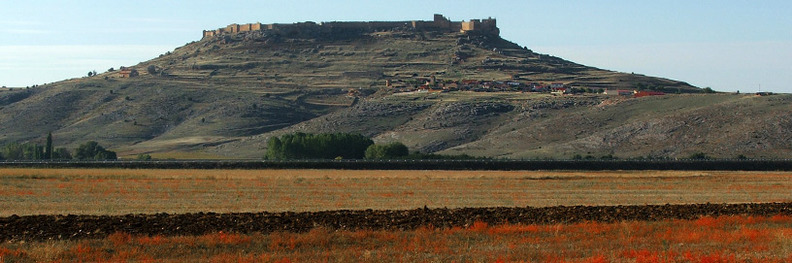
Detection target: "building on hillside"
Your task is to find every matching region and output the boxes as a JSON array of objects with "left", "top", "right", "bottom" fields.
[{"left": 460, "top": 17, "right": 498, "bottom": 35}]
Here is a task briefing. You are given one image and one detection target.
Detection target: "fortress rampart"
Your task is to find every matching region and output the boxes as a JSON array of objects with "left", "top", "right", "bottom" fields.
[{"left": 202, "top": 14, "right": 498, "bottom": 39}]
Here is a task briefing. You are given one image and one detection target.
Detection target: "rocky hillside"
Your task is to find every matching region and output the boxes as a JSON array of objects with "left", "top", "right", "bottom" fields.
[{"left": 0, "top": 23, "right": 788, "bottom": 159}]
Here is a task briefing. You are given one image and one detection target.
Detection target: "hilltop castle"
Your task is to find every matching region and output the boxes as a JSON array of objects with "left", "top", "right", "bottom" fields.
[{"left": 202, "top": 14, "right": 498, "bottom": 39}]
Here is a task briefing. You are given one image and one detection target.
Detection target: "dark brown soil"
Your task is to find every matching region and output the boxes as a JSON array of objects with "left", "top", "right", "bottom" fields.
[{"left": 2, "top": 203, "right": 790, "bottom": 242}]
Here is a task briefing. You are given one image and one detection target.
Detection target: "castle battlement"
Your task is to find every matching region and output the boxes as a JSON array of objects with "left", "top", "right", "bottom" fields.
[{"left": 202, "top": 14, "right": 498, "bottom": 39}]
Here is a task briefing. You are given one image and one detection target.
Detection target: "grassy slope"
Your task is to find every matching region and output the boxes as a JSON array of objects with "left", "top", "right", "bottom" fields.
[
  {"left": 439, "top": 93, "right": 792, "bottom": 159},
  {"left": 215, "top": 93, "right": 792, "bottom": 159}
]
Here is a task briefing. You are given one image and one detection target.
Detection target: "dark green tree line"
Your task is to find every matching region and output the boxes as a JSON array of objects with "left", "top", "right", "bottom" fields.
[
  {"left": 1, "top": 142, "right": 44, "bottom": 160},
  {"left": 0, "top": 134, "right": 112, "bottom": 161},
  {"left": 265, "top": 133, "right": 373, "bottom": 159}
]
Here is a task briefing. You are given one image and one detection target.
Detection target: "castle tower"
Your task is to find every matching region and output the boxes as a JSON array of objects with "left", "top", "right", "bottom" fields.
[{"left": 433, "top": 14, "right": 452, "bottom": 29}]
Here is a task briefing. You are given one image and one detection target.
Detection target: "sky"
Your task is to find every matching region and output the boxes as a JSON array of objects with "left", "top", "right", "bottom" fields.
[{"left": 1, "top": 0, "right": 790, "bottom": 93}]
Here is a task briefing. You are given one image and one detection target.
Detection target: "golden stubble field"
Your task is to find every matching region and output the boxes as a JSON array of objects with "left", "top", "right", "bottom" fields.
[{"left": 1, "top": 168, "right": 791, "bottom": 216}]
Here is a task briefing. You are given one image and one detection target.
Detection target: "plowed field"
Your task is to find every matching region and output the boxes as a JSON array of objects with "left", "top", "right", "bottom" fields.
[{"left": 1, "top": 203, "right": 791, "bottom": 241}]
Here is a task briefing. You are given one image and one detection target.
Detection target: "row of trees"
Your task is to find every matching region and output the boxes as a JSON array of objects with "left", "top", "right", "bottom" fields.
[
  {"left": 266, "top": 133, "right": 374, "bottom": 159},
  {"left": 0, "top": 133, "right": 116, "bottom": 160},
  {"left": 265, "top": 132, "right": 480, "bottom": 160}
]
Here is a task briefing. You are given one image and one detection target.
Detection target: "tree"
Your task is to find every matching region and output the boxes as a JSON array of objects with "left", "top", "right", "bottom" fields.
[
  {"left": 365, "top": 142, "right": 409, "bottom": 159},
  {"left": 45, "top": 132, "right": 53, "bottom": 160},
  {"left": 702, "top": 87, "right": 716, "bottom": 93},
  {"left": 265, "top": 137, "right": 283, "bottom": 160},
  {"left": 75, "top": 141, "right": 117, "bottom": 160},
  {"left": 53, "top": 148, "right": 72, "bottom": 159},
  {"left": 3, "top": 143, "right": 24, "bottom": 160},
  {"left": 21, "top": 144, "right": 43, "bottom": 159}
]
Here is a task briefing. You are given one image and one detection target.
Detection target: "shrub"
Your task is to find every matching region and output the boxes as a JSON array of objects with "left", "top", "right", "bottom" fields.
[
  {"left": 53, "top": 148, "right": 72, "bottom": 159},
  {"left": 75, "top": 141, "right": 117, "bottom": 160},
  {"left": 688, "top": 152, "right": 710, "bottom": 160},
  {"left": 365, "top": 142, "right": 409, "bottom": 159},
  {"left": 147, "top": 65, "right": 158, "bottom": 75}
]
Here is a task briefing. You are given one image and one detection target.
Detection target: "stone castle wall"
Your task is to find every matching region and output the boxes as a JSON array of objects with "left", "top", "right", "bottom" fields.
[{"left": 202, "top": 14, "right": 498, "bottom": 39}]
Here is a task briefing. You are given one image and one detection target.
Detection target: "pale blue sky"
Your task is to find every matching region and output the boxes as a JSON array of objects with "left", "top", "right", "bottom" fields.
[{"left": 1, "top": 0, "right": 790, "bottom": 92}]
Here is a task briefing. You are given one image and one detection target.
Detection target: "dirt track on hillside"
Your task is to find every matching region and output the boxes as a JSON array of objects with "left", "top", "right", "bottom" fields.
[{"left": 2, "top": 203, "right": 790, "bottom": 241}]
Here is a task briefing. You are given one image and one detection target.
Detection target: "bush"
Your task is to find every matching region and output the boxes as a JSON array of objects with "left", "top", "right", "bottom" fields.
[
  {"left": 688, "top": 152, "right": 710, "bottom": 160},
  {"left": 53, "top": 148, "right": 72, "bottom": 160},
  {"left": 365, "top": 142, "right": 409, "bottom": 159},
  {"left": 75, "top": 141, "right": 117, "bottom": 160},
  {"left": 147, "top": 65, "right": 158, "bottom": 75}
]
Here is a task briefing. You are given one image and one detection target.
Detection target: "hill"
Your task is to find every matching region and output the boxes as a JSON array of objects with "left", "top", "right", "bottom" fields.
[
  {"left": 212, "top": 92, "right": 792, "bottom": 159},
  {"left": 0, "top": 15, "right": 788, "bottom": 159}
]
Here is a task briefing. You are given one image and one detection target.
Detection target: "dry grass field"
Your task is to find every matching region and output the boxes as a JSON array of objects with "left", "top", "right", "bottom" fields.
[{"left": 1, "top": 169, "right": 791, "bottom": 216}]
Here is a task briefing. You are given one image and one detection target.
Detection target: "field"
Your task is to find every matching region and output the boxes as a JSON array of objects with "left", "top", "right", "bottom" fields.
[
  {"left": 1, "top": 168, "right": 792, "bottom": 262},
  {"left": 1, "top": 169, "right": 791, "bottom": 216},
  {"left": 2, "top": 215, "right": 792, "bottom": 262}
]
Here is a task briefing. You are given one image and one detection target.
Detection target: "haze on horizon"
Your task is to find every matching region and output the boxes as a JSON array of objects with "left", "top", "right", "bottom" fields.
[{"left": 1, "top": 0, "right": 790, "bottom": 93}]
